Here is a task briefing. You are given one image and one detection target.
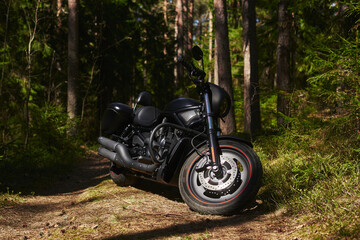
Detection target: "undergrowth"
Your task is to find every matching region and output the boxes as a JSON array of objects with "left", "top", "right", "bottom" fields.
[
  {"left": 0, "top": 104, "right": 83, "bottom": 194},
  {"left": 255, "top": 117, "right": 360, "bottom": 239},
  {"left": 0, "top": 188, "right": 25, "bottom": 208}
]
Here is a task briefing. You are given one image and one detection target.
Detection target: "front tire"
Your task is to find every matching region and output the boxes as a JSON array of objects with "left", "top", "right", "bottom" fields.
[{"left": 179, "top": 139, "right": 262, "bottom": 215}]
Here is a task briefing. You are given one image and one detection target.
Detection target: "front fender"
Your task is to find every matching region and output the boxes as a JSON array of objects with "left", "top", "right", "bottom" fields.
[
  {"left": 162, "top": 135, "right": 253, "bottom": 186},
  {"left": 217, "top": 135, "right": 253, "bottom": 148}
]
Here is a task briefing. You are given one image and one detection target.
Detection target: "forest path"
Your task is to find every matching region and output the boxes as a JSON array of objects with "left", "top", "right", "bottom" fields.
[{"left": 0, "top": 150, "right": 300, "bottom": 240}]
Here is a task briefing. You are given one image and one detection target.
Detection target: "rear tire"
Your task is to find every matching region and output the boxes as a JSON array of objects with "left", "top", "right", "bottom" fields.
[
  {"left": 109, "top": 162, "right": 137, "bottom": 186},
  {"left": 179, "top": 139, "right": 262, "bottom": 215}
]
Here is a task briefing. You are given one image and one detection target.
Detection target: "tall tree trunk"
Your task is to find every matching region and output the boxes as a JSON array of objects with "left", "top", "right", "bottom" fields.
[
  {"left": 174, "top": 0, "right": 184, "bottom": 86},
  {"left": 214, "top": 38, "right": 218, "bottom": 85},
  {"left": 208, "top": 9, "right": 213, "bottom": 83},
  {"left": 47, "top": 0, "right": 62, "bottom": 104},
  {"left": 187, "top": 0, "right": 194, "bottom": 51},
  {"left": 67, "top": 0, "right": 79, "bottom": 134},
  {"left": 0, "top": 0, "right": 11, "bottom": 96},
  {"left": 24, "top": 0, "right": 41, "bottom": 149},
  {"left": 52, "top": 0, "right": 63, "bottom": 104},
  {"left": 214, "top": 0, "right": 236, "bottom": 134},
  {"left": 57, "top": 0, "right": 62, "bottom": 31},
  {"left": 232, "top": 0, "right": 240, "bottom": 29},
  {"left": 242, "top": 0, "right": 261, "bottom": 136},
  {"left": 163, "top": 0, "right": 168, "bottom": 55},
  {"left": 182, "top": 0, "right": 188, "bottom": 53},
  {"left": 276, "top": 0, "right": 291, "bottom": 127}
]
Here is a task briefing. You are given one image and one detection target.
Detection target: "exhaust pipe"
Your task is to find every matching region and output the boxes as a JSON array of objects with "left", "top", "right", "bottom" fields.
[{"left": 98, "top": 136, "right": 156, "bottom": 173}]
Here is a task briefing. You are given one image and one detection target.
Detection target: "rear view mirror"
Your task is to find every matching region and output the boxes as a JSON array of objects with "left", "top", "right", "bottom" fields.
[
  {"left": 192, "top": 46, "right": 203, "bottom": 61},
  {"left": 136, "top": 91, "right": 152, "bottom": 106}
]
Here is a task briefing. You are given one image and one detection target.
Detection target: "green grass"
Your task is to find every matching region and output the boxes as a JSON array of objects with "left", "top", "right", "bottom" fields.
[
  {"left": 0, "top": 188, "right": 24, "bottom": 208},
  {"left": 254, "top": 118, "right": 360, "bottom": 239}
]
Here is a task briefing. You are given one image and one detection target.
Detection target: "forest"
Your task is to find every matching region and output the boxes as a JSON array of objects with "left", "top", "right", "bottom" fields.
[{"left": 0, "top": 0, "right": 359, "bottom": 238}]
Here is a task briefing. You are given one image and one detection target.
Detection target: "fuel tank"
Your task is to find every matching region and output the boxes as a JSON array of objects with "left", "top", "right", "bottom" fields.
[{"left": 163, "top": 98, "right": 202, "bottom": 127}]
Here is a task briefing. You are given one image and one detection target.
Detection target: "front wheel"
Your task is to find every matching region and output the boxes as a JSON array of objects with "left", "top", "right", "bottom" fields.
[{"left": 179, "top": 139, "right": 262, "bottom": 215}]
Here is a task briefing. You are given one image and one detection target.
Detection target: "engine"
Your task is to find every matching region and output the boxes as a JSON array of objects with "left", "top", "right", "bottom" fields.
[{"left": 125, "top": 127, "right": 181, "bottom": 164}]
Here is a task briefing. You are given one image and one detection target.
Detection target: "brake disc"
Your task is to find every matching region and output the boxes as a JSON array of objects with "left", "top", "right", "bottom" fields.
[{"left": 198, "top": 155, "right": 239, "bottom": 192}]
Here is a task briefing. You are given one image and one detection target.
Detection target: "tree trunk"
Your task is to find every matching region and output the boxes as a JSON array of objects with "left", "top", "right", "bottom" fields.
[
  {"left": 57, "top": 0, "right": 62, "bottom": 31},
  {"left": 242, "top": 0, "right": 261, "bottom": 137},
  {"left": 182, "top": 0, "right": 188, "bottom": 53},
  {"left": 276, "top": 0, "right": 291, "bottom": 127},
  {"left": 24, "top": 0, "right": 41, "bottom": 150},
  {"left": 232, "top": 0, "right": 240, "bottom": 29},
  {"left": 214, "top": 0, "right": 236, "bottom": 134},
  {"left": 67, "top": 0, "right": 79, "bottom": 134},
  {"left": 0, "top": 0, "right": 11, "bottom": 96},
  {"left": 214, "top": 38, "right": 218, "bottom": 85},
  {"left": 174, "top": 0, "right": 184, "bottom": 86},
  {"left": 163, "top": 0, "right": 168, "bottom": 55},
  {"left": 208, "top": 9, "right": 213, "bottom": 83},
  {"left": 187, "top": 0, "right": 194, "bottom": 51},
  {"left": 198, "top": 16, "right": 203, "bottom": 45}
]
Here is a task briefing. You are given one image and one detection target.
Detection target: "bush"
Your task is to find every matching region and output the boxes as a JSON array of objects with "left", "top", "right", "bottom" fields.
[{"left": 0, "top": 104, "right": 81, "bottom": 192}]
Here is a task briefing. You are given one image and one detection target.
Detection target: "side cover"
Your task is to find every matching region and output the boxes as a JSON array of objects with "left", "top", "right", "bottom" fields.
[{"left": 101, "top": 102, "right": 133, "bottom": 136}]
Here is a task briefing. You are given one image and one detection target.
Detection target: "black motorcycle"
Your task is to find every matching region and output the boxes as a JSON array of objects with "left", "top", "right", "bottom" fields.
[{"left": 98, "top": 46, "right": 262, "bottom": 215}]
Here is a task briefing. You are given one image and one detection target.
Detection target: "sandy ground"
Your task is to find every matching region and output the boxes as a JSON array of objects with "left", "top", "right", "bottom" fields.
[{"left": 0, "top": 151, "right": 300, "bottom": 240}]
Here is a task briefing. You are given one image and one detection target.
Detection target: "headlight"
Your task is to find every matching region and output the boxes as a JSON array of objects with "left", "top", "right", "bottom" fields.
[
  {"left": 209, "top": 83, "right": 231, "bottom": 118},
  {"left": 218, "top": 95, "right": 231, "bottom": 118}
]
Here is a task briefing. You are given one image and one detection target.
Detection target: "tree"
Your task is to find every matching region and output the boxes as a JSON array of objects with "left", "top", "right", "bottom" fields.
[
  {"left": 208, "top": 9, "right": 213, "bottom": 83},
  {"left": 187, "top": 0, "right": 194, "bottom": 51},
  {"left": 174, "top": 0, "right": 184, "bottom": 86},
  {"left": 67, "top": 0, "right": 79, "bottom": 133},
  {"left": 163, "top": 0, "right": 168, "bottom": 55},
  {"left": 242, "top": 0, "right": 261, "bottom": 136},
  {"left": 0, "top": 0, "right": 11, "bottom": 96},
  {"left": 24, "top": 0, "right": 41, "bottom": 149},
  {"left": 214, "top": 0, "right": 236, "bottom": 134},
  {"left": 276, "top": 0, "right": 291, "bottom": 127}
]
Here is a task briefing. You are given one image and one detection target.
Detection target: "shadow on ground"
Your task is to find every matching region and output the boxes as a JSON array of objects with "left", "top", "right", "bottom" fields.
[
  {"left": 0, "top": 151, "right": 110, "bottom": 196},
  {"left": 36, "top": 152, "right": 110, "bottom": 196},
  {"left": 1, "top": 150, "right": 183, "bottom": 203},
  {"left": 133, "top": 179, "right": 183, "bottom": 202},
  {"left": 104, "top": 206, "right": 266, "bottom": 240}
]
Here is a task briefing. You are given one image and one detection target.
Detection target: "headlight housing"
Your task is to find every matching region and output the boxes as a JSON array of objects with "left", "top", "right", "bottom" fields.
[{"left": 209, "top": 83, "right": 231, "bottom": 118}]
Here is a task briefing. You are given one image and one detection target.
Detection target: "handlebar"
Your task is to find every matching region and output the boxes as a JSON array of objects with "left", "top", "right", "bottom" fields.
[{"left": 178, "top": 56, "right": 206, "bottom": 82}]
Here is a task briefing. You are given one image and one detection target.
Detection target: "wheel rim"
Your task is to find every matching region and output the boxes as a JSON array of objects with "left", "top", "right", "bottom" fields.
[{"left": 186, "top": 145, "right": 252, "bottom": 205}]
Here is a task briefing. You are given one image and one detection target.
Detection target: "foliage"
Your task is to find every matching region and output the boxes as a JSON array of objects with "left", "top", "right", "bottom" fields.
[
  {"left": 255, "top": 116, "right": 360, "bottom": 238},
  {"left": 0, "top": 0, "right": 360, "bottom": 237},
  {"left": 0, "top": 188, "right": 24, "bottom": 208},
  {"left": 0, "top": 0, "right": 176, "bottom": 191},
  {"left": 0, "top": 103, "right": 80, "bottom": 192}
]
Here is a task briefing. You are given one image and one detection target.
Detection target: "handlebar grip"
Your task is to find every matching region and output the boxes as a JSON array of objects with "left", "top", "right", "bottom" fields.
[
  {"left": 178, "top": 55, "right": 206, "bottom": 80},
  {"left": 178, "top": 55, "right": 194, "bottom": 73}
]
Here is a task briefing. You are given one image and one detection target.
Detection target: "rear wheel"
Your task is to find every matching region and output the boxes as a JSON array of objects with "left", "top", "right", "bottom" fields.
[
  {"left": 109, "top": 162, "right": 137, "bottom": 186},
  {"left": 179, "top": 139, "right": 262, "bottom": 215}
]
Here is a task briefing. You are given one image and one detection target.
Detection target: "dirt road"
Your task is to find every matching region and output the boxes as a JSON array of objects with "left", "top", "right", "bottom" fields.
[{"left": 0, "top": 151, "right": 298, "bottom": 240}]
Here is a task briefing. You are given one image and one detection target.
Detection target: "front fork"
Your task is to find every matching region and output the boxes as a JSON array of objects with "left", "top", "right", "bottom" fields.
[{"left": 203, "top": 90, "right": 223, "bottom": 178}]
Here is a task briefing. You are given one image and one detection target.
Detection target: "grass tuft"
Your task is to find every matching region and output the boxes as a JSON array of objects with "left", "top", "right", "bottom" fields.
[{"left": 255, "top": 118, "right": 360, "bottom": 239}]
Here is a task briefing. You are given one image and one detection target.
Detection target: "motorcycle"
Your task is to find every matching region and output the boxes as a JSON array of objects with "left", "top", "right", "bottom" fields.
[{"left": 97, "top": 46, "right": 263, "bottom": 215}]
